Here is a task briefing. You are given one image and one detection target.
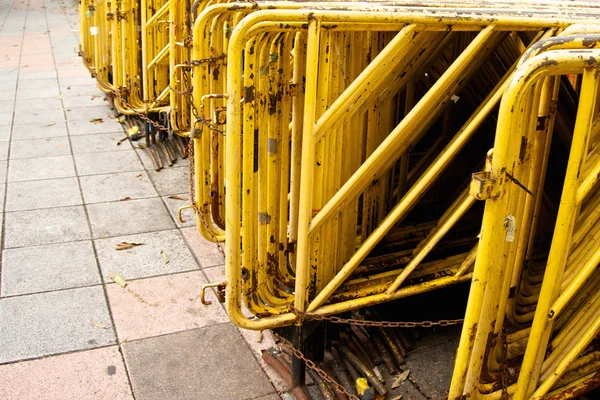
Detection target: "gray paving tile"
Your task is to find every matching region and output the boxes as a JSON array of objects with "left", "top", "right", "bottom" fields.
[
  {"left": 122, "top": 324, "right": 275, "bottom": 400},
  {"left": 74, "top": 150, "right": 142, "bottom": 176},
  {"left": 13, "top": 108, "right": 64, "bottom": 125},
  {"left": 12, "top": 121, "right": 68, "bottom": 140},
  {"left": 6, "top": 177, "right": 82, "bottom": 211},
  {"left": 0, "top": 100, "right": 14, "bottom": 113},
  {"left": 181, "top": 226, "right": 225, "bottom": 268},
  {"left": 0, "top": 141, "right": 8, "bottom": 160},
  {"left": 79, "top": 171, "right": 157, "bottom": 204},
  {"left": 0, "top": 125, "right": 10, "bottom": 141},
  {"left": 95, "top": 230, "right": 199, "bottom": 280},
  {"left": 0, "top": 286, "right": 115, "bottom": 364},
  {"left": 64, "top": 105, "right": 114, "bottom": 122},
  {"left": 87, "top": 197, "right": 175, "bottom": 239},
  {"left": 59, "top": 76, "right": 97, "bottom": 88},
  {"left": 8, "top": 155, "right": 75, "bottom": 182},
  {"left": 162, "top": 193, "right": 194, "bottom": 228},
  {"left": 1, "top": 241, "right": 100, "bottom": 296},
  {"left": 17, "top": 78, "right": 59, "bottom": 90},
  {"left": 61, "top": 84, "right": 102, "bottom": 98},
  {"left": 254, "top": 395, "right": 281, "bottom": 400},
  {"left": 14, "top": 97, "right": 63, "bottom": 112},
  {"left": 18, "top": 70, "right": 58, "bottom": 80},
  {"left": 4, "top": 205, "right": 90, "bottom": 248},
  {"left": 70, "top": 132, "right": 132, "bottom": 153},
  {"left": 147, "top": 166, "right": 188, "bottom": 196},
  {"left": 10, "top": 136, "right": 71, "bottom": 159},
  {"left": 0, "top": 160, "right": 8, "bottom": 184},
  {"left": 0, "top": 111, "right": 13, "bottom": 123},
  {"left": 62, "top": 93, "right": 108, "bottom": 109},
  {"left": 16, "top": 86, "right": 60, "bottom": 100},
  {"left": 67, "top": 118, "right": 124, "bottom": 136}
]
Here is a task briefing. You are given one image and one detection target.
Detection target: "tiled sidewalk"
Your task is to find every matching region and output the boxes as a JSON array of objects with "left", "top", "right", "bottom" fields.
[{"left": 0, "top": 0, "right": 288, "bottom": 398}]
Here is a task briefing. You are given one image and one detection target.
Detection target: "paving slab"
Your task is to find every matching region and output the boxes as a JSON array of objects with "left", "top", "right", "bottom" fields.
[
  {"left": 4, "top": 205, "right": 90, "bottom": 248},
  {"left": 122, "top": 324, "right": 275, "bottom": 400},
  {"left": 64, "top": 105, "right": 114, "bottom": 122},
  {"left": 95, "top": 229, "right": 198, "bottom": 280},
  {"left": 11, "top": 121, "right": 68, "bottom": 140},
  {"left": 16, "top": 85, "right": 60, "bottom": 100},
  {"left": 79, "top": 171, "right": 156, "bottom": 204},
  {"left": 0, "top": 286, "right": 115, "bottom": 363},
  {"left": 5, "top": 176, "right": 82, "bottom": 211},
  {"left": 147, "top": 165, "right": 189, "bottom": 196},
  {"left": 14, "top": 96, "right": 63, "bottom": 112},
  {"left": 0, "top": 125, "right": 10, "bottom": 141},
  {"left": 87, "top": 197, "right": 175, "bottom": 239},
  {"left": 181, "top": 226, "right": 225, "bottom": 268},
  {"left": 8, "top": 154, "right": 75, "bottom": 182},
  {"left": 70, "top": 131, "right": 132, "bottom": 153},
  {"left": 106, "top": 271, "right": 228, "bottom": 342},
  {"left": 61, "top": 93, "right": 108, "bottom": 108},
  {"left": 9, "top": 136, "right": 71, "bottom": 159},
  {"left": 74, "top": 150, "right": 142, "bottom": 175},
  {"left": 0, "top": 346, "right": 132, "bottom": 400},
  {"left": 0, "top": 141, "right": 8, "bottom": 160},
  {"left": 67, "top": 118, "right": 124, "bottom": 136},
  {"left": 1, "top": 240, "right": 100, "bottom": 296},
  {"left": 61, "top": 84, "right": 104, "bottom": 98}
]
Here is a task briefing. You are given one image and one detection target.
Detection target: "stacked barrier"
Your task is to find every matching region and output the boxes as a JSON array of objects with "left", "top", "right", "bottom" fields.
[{"left": 79, "top": 0, "right": 600, "bottom": 397}]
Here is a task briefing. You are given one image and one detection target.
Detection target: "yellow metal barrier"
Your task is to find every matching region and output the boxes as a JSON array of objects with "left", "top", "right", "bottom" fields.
[
  {"left": 449, "top": 37, "right": 600, "bottom": 399},
  {"left": 213, "top": 3, "right": 600, "bottom": 331}
]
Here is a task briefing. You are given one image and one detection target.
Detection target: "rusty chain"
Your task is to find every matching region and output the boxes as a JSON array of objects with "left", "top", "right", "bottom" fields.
[
  {"left": 290, "top": 306, "right": 464, "bottom": 328},
  {"left": 187, "top": 139, "right": 226, "bottom": 258},
  {"left": 275, "top": 337, "right": 360, "bottom": 400},
  {"left": 94, "top": 76, "right": 171, "bottom": 133}
]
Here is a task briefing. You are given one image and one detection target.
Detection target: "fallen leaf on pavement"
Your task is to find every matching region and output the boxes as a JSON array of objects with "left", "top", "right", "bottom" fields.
[
  {"left": 115, "top": 242, "right": 144, "bottom": 250},
  {"left": 392, "top": 370, "right": 410, "bottom": 389},
  {"left": 119, "top": 196, "right": 131, "bottom": 201},
  {"left": 160, "top": 250, "right": 170, "bottom": 264},
  {"left": 167, "top": 195, "right": 189, "bottom": 201},
  {"left": 90, "top": 118, "right": 103, "bottom": 124},
  {"left": 110, "top": 272, "right": 128, "bottom": 288},
  {"left": 91, "top": 319, "right": 108, "bottom": 329}
]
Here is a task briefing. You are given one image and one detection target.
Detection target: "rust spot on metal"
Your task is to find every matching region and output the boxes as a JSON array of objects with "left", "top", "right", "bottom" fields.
[
  {"left": 243, "top": 85, "right": 254, "bottom": 103},
  {"left": 519, "top": 136, "right": 528, "bottom": 162}
]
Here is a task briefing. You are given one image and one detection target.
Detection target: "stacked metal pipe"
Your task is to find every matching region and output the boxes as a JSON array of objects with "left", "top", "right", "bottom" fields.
[{"left": 79, "top": 0, "right": 600, "bottom": 397}]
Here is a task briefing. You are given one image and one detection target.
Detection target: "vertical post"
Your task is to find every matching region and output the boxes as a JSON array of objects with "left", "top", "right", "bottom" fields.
[{"left": 292, "top": 17, "right": 321, "bottom": 388}]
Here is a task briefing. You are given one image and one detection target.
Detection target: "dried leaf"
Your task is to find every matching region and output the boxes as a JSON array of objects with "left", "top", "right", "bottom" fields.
[
  {"left": 135, "top": 173, "right": 142, "bottom": 178},
  {"left": 160, "top": 250, "right": 170, "bottom": 264},
  {"left": 392, "top": 370, "right": 410, "bottom": 389},
  {"left": 119, "top": 196, "right": 131, "bottom": 201},
  {"left": 115, "top": 242, "right": 144, "bottom": 250},
  {"left": 45, "top": 122, "right": 56, "bottom": 127},
  {"left": 390, "top": 396, "right": 402, "bottom": 400},
  {"left": 90, "top": 118, "right": 103, "bottom": 124},
  {"left": 91, "top": 319, "right": 108, "bottom": 329},
  {"left": 110, "top": 272, "right": 128, "bottom": 288},
  {"left": 167, "top": 195, "right": 189, "bottom": 201}
]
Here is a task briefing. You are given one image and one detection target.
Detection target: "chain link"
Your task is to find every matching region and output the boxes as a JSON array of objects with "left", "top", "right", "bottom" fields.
[
  {"left": 275, "top": 338, "right": 360, "bottom": 400},
  {"left": 187, "top": 140, "right": 226, "bottom": 258},
  {"left": 290, "top": 306, "right": 464, "bottom": 328},
  {"left": 94, "top": 76, "right": 171, "bottom": 133}
]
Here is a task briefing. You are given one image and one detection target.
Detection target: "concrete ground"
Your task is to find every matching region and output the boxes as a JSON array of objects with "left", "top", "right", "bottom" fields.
[{"left": 0, "top": 0, "right": 460, "bottom": 398}]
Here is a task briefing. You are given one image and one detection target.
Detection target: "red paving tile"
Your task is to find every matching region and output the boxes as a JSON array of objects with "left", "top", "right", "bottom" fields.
[
  {"left": 0, "top": 346, "right": 132, "bottom": 400},
  {"left": 106, "top": 271, "right": 229, "bottom": 342}
]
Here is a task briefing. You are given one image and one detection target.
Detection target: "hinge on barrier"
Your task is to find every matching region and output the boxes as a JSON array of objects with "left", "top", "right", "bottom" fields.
[
  {"left": 116, "top": 11, "right": 127, "bottom": 21},
  {"left": 200, "top": 282, "right": 226, "bottom": 305},
  {"left": 470, "top": 171, "right": 499, "bottom": 200},
  {"left": 106, "top": 12, "right": 114, "bottom": 20}
]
